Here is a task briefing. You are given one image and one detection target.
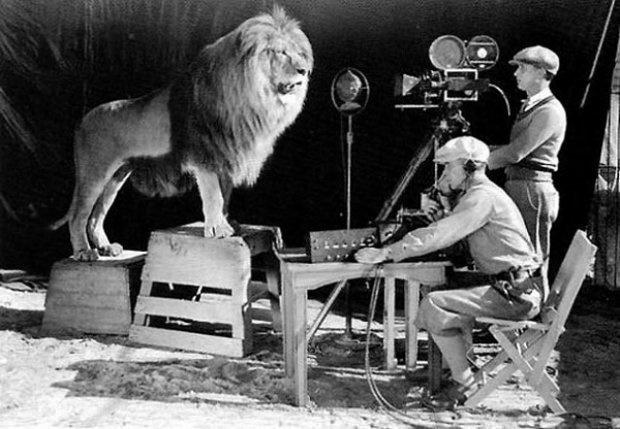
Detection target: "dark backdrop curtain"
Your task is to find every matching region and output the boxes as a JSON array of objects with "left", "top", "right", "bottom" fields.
[{"left": 0, "top": 0, "right": 617, "bottom": 274}]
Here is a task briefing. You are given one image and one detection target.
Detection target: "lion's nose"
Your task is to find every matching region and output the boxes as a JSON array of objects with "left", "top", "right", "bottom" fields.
[{"left": 297, "top": 68, "right": 307, "bottom": 76}]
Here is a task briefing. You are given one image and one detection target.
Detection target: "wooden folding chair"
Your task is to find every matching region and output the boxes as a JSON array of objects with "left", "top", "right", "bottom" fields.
[{"left": 464, "top": 230, "right": 597, "bottom": 413}]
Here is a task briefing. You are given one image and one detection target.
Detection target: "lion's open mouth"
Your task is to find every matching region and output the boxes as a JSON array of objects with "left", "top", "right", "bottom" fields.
[{"left": 277, "top": 81, "right": 303, "bottom": 95}]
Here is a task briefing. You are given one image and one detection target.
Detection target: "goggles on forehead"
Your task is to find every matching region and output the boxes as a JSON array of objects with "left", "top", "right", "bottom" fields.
[{"left": 434, "top": 158, "right": 465, "bottom": 167}]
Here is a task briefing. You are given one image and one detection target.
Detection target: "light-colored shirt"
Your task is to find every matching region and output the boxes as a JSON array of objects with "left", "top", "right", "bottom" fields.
[
  {"left": 487, "top": 91, "right": 566, "bottom": 174},
  {"left": 523, "top": 87, "right": 552, "bottom": 112},
  {"left": 385, "top": 176, "right": 539, "bottom": 274}
]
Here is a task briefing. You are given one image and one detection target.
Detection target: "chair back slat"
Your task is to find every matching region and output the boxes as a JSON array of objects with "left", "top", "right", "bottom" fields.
[
  {"left": 531, "top": 230, "right": 597, "bottom": 382},
  {"left": 546, "top": 230, "right": 597, "bottom": 329}
]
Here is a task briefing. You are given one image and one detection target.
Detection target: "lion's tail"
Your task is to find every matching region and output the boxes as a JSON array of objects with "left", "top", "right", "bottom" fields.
[
  {"left": 48, "top": 186, "right": 77, "bottom": 231},
  {"left": 48, "top": 212, "right": 70, "bottom": 230}
]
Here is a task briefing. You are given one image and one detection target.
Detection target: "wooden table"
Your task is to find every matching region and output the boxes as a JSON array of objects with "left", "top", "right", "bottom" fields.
[{"left": 278, "top": 250, "right": 450, "bottom": 406}]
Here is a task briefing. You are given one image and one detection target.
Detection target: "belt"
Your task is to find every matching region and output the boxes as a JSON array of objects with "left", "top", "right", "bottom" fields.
[
  {"left": 493, "top": 267, "right": 541, "bottom": 282},
  {"left": 505, "top": 165, "right": 553, "bottom": 182},
  {"left": 491, "top": 266, "right": 542, "bottom": 300},
  {"left": 516, "top": 160, "right": 556, "bottom": 173}
]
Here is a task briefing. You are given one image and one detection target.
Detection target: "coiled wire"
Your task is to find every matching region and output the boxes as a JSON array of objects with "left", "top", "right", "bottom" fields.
[{"left": 363, "top": 266, "right": 450, "bottom": 428}]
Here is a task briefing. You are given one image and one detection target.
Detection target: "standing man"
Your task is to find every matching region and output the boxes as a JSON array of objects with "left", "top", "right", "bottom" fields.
[
  {"left": 487, "top": 46, "right": 566, "bottom": 290},
  {"left": 355, "top": 136, "right": 543, "bottom": 410}
]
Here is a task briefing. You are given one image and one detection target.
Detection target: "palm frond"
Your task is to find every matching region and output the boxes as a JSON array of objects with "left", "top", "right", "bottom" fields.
[
  {"left": 0, "top": 0, "right": 68, "bottom": 155},
  {"left": 0, "top": 190, "right": 23, "bottom": 224},
  {"left": 0, "top": 87, "right": 36, "bottom": 152},
  {"left": 0, "top": 1, "right": 58, "bottom": 76}
]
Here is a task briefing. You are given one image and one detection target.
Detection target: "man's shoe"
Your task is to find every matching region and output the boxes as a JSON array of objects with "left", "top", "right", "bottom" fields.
[
  {"left": 439, "top": 365, "right": 479, "bottom": 389},
  {"left": 421, "top": 380, "right": 468, "bottom": 411}
]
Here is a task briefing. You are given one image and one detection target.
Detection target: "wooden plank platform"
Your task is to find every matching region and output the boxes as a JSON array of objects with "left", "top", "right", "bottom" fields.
[
  {"left": 141, "top": 231, "right": 252, "bottom": 290},
  {"left": 130, "top": 326, "right": 250, "bottom": 358},
  {"left": 129, "top": 223, "right": 282, "bottom": 356},
  {"left": 134, "top": 296, "right": 242, "bottom": 325},
  {"left": 42, "top": 251, "right": 146, "bottom": 335}
]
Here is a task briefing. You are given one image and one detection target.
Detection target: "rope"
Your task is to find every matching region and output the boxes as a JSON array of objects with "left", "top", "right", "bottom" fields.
[{"left": 579, "top": 0, "right": 617, "bottom": 108}]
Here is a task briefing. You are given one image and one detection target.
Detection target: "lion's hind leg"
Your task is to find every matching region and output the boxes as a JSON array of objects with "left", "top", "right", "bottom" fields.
[
  {"left": 70, "top": 158, "right": 125, "bottom": 262},
  {"left": 88, "top": 164, "right": 133, "bottom": 257}
]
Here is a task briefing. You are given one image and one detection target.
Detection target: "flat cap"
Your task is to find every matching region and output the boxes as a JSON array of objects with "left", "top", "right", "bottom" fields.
[
  {"left": 434, "top": 136, "right": 490, "bottom": 164},
  {"left": 508, "top": 45, "right": 559, "bottom": 75}
]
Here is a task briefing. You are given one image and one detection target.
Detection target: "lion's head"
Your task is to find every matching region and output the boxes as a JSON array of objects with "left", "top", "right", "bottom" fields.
[
  {"left": 238, "top": 7, "right": 313, "bottom": 117},
  {"left": 185, "top": 7, "right": 313, "bottom": 186}
]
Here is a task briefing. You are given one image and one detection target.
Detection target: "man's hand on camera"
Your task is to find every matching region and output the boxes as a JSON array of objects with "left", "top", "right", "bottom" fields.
[{"left": 355, "top": 247, "right": 391, "bottom": 264}]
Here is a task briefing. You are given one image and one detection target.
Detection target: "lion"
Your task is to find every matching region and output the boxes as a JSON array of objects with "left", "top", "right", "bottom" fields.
[{"left": 51, "top": 7, "right": 313, "bottom": 261}]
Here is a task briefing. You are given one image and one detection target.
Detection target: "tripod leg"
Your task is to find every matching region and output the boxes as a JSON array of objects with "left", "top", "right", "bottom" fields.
[
  {"left": 375, "top": 136, "right": 436, "bottom": 222},
  {"left": 306, "top": 280, "right": 348, "bottom": 342}
]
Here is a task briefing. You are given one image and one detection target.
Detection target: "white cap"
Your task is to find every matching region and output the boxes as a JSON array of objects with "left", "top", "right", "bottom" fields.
[{"left": 434, "top": 136, "right": 490, "bottom": 164}]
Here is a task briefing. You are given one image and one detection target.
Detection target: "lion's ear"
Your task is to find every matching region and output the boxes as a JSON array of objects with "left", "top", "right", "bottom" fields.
[
  {"left": 234, "top": 32, "right": 244, "bottom": 53},
  {"left": 234, "top": 31, "right": 256, "bottom": 61}
]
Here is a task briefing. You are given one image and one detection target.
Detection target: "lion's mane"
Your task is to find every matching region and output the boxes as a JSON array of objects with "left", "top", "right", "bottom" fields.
[{"left": 129, "top": 7, "right": 313, "bottom": 197}]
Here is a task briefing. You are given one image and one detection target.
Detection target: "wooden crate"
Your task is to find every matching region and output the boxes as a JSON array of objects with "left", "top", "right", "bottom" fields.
[
  {"left": 129, "top": 223, "right": 282, "bottom": 357},
  {"left": 42, "top": 251, "right": 146, "bottom": 335}
]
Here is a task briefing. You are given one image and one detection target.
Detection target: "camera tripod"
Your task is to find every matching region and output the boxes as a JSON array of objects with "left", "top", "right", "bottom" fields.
[
  {"left": 376, "top": 102, "right": 470, "bottom": 222},
  {"left": 306, "top": 102, "right": 471, "bottom": 344}
]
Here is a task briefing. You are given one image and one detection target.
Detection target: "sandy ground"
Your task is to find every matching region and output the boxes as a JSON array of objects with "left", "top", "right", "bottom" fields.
[{"left": 1, "top": 283, "right": 619, "bottom": 429}]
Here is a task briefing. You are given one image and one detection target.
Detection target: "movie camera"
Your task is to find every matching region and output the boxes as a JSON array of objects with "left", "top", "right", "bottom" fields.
[
  {"left": 375, "top": 34, "right": 511, "bottom": 223},
  {"left": 395, "top": 35, "right": 501, "bottom": 107}
]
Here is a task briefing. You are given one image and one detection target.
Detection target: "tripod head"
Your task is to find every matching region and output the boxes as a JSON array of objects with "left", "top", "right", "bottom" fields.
[{"left": 430, "top": 101, "right": 471, "bottom": 141}]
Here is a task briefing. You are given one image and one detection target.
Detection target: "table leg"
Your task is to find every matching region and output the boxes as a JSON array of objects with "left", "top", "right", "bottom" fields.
[
  {"left": 282, "top": 271, "right": 295, "bottom": 378},
  {"left": 404, "top": 280, "right": 420, "bottom": 370},
  {"left": 383, "top": 277, "right": 396, "bottom": 370},
  {"left": 282, "top": 271, "right": 308, "bottom": 406},
  {"left": 294, "top": 289, "right": 308, "bottom": 406}
]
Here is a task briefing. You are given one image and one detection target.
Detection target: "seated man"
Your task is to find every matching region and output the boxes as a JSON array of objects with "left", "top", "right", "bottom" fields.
[{"left": 355, "top": 136, "right": 544, "bottom": 410}]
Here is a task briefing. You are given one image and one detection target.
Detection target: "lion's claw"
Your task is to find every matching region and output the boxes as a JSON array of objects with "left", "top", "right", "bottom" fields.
[
  {"left": 73, "top": 248, "right": 100, "bottom": 261},
  {"left": 204, "top": 221, "right": 235, "bottom": 238},
  {"left": 98, "top": 243, "right": 124, "bottom": 257}
]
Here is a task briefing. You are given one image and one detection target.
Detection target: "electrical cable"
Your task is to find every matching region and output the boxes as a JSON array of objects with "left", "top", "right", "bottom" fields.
[
  {"left": 487, "top": 83, "right": 511, "bottom": 118},
  {"left": 362, "top": 266, "right": 451, "bottom": 428}
]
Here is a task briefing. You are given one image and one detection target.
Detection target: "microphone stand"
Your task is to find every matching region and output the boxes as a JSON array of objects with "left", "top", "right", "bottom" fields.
[
  {"left": 344, "top": 114, "right": 353, "bottom": 337},
  {"left": 307, "top": 114, "right": 354, "bottom": 342},
  {"left": 307, "top": 68, "right": 368, "bottom": 344}
]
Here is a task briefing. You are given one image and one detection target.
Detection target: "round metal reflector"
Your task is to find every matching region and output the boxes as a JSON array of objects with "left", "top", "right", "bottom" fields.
[
  {"left": 466, "top": 35, "right": 499, "bottom": 70},
  {"left": 428, "top": 35, "right": 467, "bottom": 70}
]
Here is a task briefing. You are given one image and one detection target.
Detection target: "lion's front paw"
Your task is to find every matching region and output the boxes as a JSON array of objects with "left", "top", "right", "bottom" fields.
[
  {"left": 204, "top": 221, "right": 235, "bottom": 238},
  {"left": 73, "top": 248, "right": 100, "bottom": 262},
  {"left": 98, "top": 243, "right": 124, "bottom": 257}
]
